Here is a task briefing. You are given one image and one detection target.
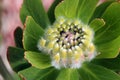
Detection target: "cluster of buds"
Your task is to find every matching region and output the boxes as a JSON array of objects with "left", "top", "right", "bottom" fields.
[{"left": 38, "top": 17, "right": 96, "bottom": 69}]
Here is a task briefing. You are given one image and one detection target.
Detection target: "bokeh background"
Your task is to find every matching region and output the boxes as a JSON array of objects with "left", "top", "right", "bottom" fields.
[{"left": 0, "top": 0, "right": 105, "bottom": 80}]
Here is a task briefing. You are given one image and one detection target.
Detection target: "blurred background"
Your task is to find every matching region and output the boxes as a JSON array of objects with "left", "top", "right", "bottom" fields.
[{"left": 0, "top": 0, "right": 105, "bottom": 80}]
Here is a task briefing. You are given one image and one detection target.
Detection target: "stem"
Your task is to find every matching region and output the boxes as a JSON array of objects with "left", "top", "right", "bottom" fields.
[{"left": 0, "top": 56, "right": 15, "bottom": 80}]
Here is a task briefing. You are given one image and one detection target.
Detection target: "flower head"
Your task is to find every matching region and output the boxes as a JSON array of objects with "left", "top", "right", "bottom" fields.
[{"left": 38, "top": 17, "right": 96, "bottom": 69}]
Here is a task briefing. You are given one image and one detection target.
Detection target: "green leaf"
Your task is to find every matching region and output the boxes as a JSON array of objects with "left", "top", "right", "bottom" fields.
[
  {"left": 19, "top": 67, "right": 40, "bottom": 80},
  {"left": 92, "top": 55, "right": 120, "bottom": 71},
  {"left": 94, "top": 2, "right": 120, "bottom": 58},
  {"left": 79, "top": 63, "right": 120, "bottom": 80},
  {"left": 56, "top": 69, "right": 79, "bottom": 80},
  {"left": 25, "top": 51, "right": 51, "bottom": 69},
  {"left": 90, "top": 1, "right": 114, "bottom": 21},
  {"left": 14, "top": 27, "right": 23, "bottom": 48},
  {"left": 47, "top": 0, "right": 62, "bottom": 23},
  {"left": 55, "top": 0, "right": 79, "bottom": 19},
  {"left": 77, "top": 0, "right": 99, "bottom": 24},
  {"left": 23, "top": 16, "right": 44, "bottom": 51},
  {"left": 95, "top": 36, "right": 120, "bottom": 58},
  {"left": 20, "top": 3, "right": 30, "bottom": 24},
  {"left": 7, "top": 47, "right": 30, "bottom": 72},
  {"left": 13, "top": 73, "right": 22, "bottom": 80},
  {"left": 89, "top": 18, "right": 105, "bottom": 32},
  {"left": 20, "top": 0, "right": 50, "bottom": 28},
  {"left": 95, "top": 2, "right": 120, "bottom": 43},
  {"left": 18, "top": 67, "right": 59, "bottom": 80}
]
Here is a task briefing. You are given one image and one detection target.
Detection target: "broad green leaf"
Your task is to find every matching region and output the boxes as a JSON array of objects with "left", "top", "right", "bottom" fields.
[
  {"left": 48, "top": 0, "right": 62, "bottom": 23},
  {"left": 20, "top": 0, "right": 50, "bottom": 28},
  {"left": 19, "top": 67, "right": 40, "bottom": 80},
  {"left": 23, "top": 16, "right": 44, "bottom": 51},
  {"left": 7, "top": 47, "right": 30, "bottom": 72},
  {"left": 18, "top": 67, "right": 59, "bottom": 80},
  {"left": 20, "top": 3, "right": 30, "bottom": 24},
  {"left": 14, "top": 27, "right": 23, "bottom": 48},
  {"left": 95, "top": 36, "right": 120, "bottom": 58},
  {"left": 13, "top": 74, "right": 22, "bottom": 80},
  {"left": 55, "top": 0, "right": 79, "bottom": 18},
  {"left": 92, "top": 55, "right": 120, "bottom": 71},
  {"left": 95, "top": 2, "right": 120, "bottom": 43},
  {"left": 79, "top": 63, "right": 120, "bottom": 80},
  {"left": 77, "top": 0, "right": 99, "bottom": 24},
  {"left": 25, "top": 51, "right": 51, "bottom": 69},
  {"left": 56, "top": 69, "right": 79, "bottom": 80},
  {"left": 89, "top": 18, "right": 105, "bottom": 32},
  {"left": 93, "top": 2, "right": 120, "bottom": 58},
  {"left": 90, "top": 1, "right": 114, "bottom": 21}
]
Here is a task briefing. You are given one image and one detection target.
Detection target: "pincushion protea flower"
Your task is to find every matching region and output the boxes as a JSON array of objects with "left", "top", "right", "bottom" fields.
[
  {"left": 38, "top": 17, "right": 96, "bottom": 69},
  {"left": 7, "top": 0, "right": 120, "bottom": 80}
]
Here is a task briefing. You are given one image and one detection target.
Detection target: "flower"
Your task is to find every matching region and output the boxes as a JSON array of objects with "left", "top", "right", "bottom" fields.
[
  {"left": 7, "top": 0, "right": 120, "bottom": 80},
  {"left": 38, "top": 17, "right": 96, "bottom": 69}
]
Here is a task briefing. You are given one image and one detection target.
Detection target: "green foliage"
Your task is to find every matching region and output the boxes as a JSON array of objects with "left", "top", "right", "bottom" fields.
[
  {"left": 95, "top": 2, "right": 120, "bottom": 43},
  {"left": 77, "top": 0, "right": 99, "bottom": 24},
  {"left": 55, "top": 0, "right": 79, "bottom": 18},
  {"left": 48, "top": 0, "right": 62, "bottom": 23},
  {"left": 55, "top": 0, "right": 99, "bottom": 24},
  {"left": 94, "top": 2, "right": 120, "bottom": 58},
  {"left": 7, "top": 0, "right": 120, "bottom": 80},
  {"left": 91, "top": 0, "right": 114, "bottom": 20},
  {"left": 25, "top": 51, "right": 51, "bottom": 69},
  {"left": 23, "top": 16, "right": 44, "bottom": 51},
  {"left": 79, "top": 63, "right": 120, "bottom": 80},
  {"left": 90, "top": 18, "right": 105, "bottom": 32},
  {"left": 7, "top": 47, "right": 30, "bottom": 72},
  {"left": 56, "top": 69, "right": 79, "bottom": 80},
  {"left": 96, "top": 36, "right": 120, "bottom": 58},
  {"left": 18, "top": 67, "right": 59, "bottom": 80},
  {"left": 92, "top": 55, "right": 120, "bottom": 71},
  {"left": 14, "top": 27, "right": 23, "bottom": 48},
  {"left": 20, "top": 0, "right": 50, "bottom": 29}
]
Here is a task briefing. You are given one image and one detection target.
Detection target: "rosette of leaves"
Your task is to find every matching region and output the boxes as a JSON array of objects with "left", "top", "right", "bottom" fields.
[{"left": 7, "top": 0, "right": 120, "bottom": 80}]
